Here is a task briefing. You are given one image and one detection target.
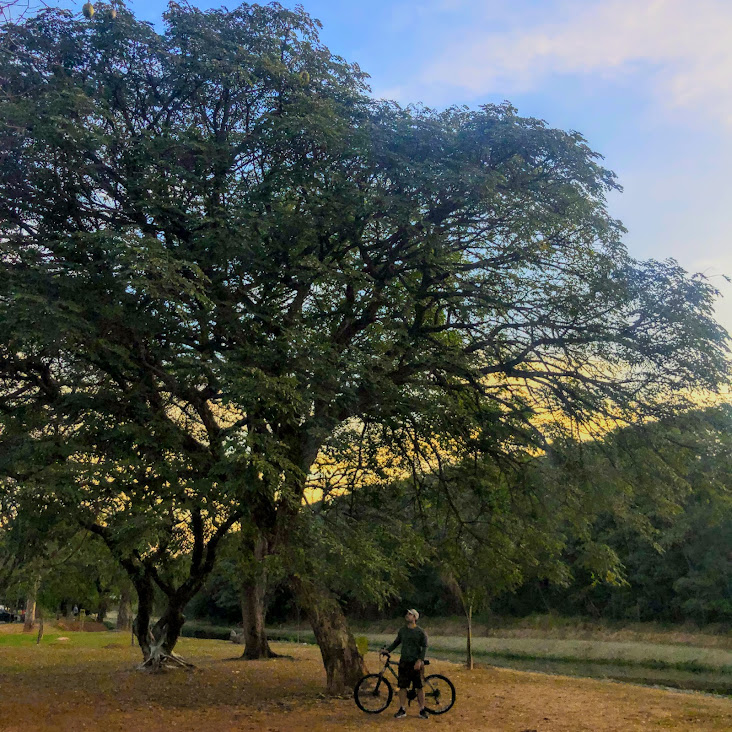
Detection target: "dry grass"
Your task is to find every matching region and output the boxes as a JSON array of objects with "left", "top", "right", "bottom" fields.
[{"left": 1, "top": 625, "right": 732, "bottom": 731}]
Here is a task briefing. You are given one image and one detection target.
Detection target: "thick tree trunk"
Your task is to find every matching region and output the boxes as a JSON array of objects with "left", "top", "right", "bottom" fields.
[
  {"left": 130, "top": 571, "right": 192, "bottom": 670},
  {"left": 116, "top": 583, "right": 133, "bottom": 632},
  {"left": 96, "top": 599, "right": 108, "bottom": 624},
  {"left": 128, "top": 568, "right": 191, "bottom": 664},
  {"left": 23, "top": 575, "right": 40, "bottom": 632},
  {"left": 155, "top": 606, "right": 186, "bottom": 656},
  {"left": 292, "top": 577, "right": 366, "bottom": 695},
  {"left": 135, "top": 589, "right": 190, "bottom": 670},
  {"left": 240, "top": 580, "right": 277, "bottom": 659},
  {"left": 240, "top": 534, "right": 278, "bottom": 659}
]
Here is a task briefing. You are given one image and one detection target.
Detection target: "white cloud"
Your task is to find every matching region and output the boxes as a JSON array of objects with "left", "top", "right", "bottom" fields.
[{"left": 414, "top": 0, "right": 732, "bottom": 123}]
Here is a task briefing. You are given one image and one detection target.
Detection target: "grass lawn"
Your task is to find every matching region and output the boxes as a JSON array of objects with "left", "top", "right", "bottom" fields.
[{"left": 1, "top": 625, "right": 732, "bottom": 731}]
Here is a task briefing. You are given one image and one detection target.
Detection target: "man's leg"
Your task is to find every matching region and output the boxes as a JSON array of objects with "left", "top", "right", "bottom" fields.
[
  {"left": 393, "top": 686, "right": 408, "bottom": 717},
  {"left": 414, "top": 668, "right": 426, "bottom": 714},
  {"left": 396, "top": 663, "right": 409, "bottom": 712}
]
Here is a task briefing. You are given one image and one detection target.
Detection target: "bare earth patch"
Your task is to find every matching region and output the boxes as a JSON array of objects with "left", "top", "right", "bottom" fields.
[{"left": 0, "top": 631, "right": 730, "bottom": 731}]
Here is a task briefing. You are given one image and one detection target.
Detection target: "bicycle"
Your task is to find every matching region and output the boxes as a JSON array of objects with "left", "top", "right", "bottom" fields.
[{"left": 353, "top": 651, "right": 456, "bottom": 715}]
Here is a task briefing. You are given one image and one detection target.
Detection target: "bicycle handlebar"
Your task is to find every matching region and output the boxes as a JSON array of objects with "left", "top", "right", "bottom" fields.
[{"left": 378, "top": 650, "right": 430, "bottom": 668}]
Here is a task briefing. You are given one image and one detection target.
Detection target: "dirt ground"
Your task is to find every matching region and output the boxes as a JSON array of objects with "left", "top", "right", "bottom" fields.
[{"left": 1, "top": 630, "right": 730, "bottom": 731}]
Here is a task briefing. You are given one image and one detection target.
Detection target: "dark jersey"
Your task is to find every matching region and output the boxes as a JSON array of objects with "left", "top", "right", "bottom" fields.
[{"left": 385, "top": 625, "right": 428, "bottom": 662}]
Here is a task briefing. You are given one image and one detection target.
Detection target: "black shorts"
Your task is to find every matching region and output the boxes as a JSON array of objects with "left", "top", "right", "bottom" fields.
[{"left": 397, "top": 660, "right": 423, "bottom": 689}]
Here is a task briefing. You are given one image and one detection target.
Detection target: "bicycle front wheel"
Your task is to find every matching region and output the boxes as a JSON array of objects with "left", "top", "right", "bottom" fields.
[
  {"left": 422, "top": 673, "right": 455, "bottom": 714},
  {"left": 354, "top": 673, "right": 393, "bottom": 713}
]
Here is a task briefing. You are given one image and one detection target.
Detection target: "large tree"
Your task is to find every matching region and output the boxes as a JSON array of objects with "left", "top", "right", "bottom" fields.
[{"left": 0, "top": 2, "right": 729, "bottom": 691}]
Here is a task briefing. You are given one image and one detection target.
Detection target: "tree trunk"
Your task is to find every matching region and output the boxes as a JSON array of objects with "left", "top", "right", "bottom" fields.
[
  {"left": 96, "top": 598, "right": 108, "bottom": 624},
  {"left": 445, "top": 573, "right": 475, "bottom": 670},
  {"left": 122, "top": 554, "right": 220, "bottom": 669},
  {"left": 23, "top": 575, "right": 40, "bottom": 632},
  {"left": 36, "top": 611, "right": 44, "bottom": 644},
  {"left": 466, "top": 601, "right": 474, "bottom": 670},
  {"left": 291, "top": 577, "right": 365, "bottom": 694},
  {"left": 116, "top": 583, "right": 133, "bottom": 632},
  {"left": 134, "top": 583, "right": 189, "bottom": 670},
  {"left": 240, "top": 579, "right": 277, "bottom": 659},
  {"left": 132, "top": 575, "right": 154, "bottom": 660},
  {"left": 130, "top": 568, "right": 191, "bottom": 670},
  {"left": 88, "top": 514, "right": 240, "bottom": 671},
  {"left": 240, "top": 534, "right": 278, "bottom": 659},
  {"left": 154, "top": 605, "right": 186, "bottom": 656}
]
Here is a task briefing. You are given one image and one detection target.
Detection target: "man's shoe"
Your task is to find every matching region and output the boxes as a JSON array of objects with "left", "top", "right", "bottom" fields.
[
  {"left": 419, "top": 709, "right": 430, "bottom": 719},
  {"left": 394, "top": 708, "right": 407, "bottom": 718}
]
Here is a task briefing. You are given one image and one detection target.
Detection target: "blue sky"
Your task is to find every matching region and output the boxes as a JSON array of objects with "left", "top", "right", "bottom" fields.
[{"left": 48, "top": 0, "right": 732, "bottom": 335}]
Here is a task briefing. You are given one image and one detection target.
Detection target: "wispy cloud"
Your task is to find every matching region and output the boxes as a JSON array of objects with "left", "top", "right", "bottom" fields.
[{"left": 402, "top": 0, "right": 732, "bottom": 123}]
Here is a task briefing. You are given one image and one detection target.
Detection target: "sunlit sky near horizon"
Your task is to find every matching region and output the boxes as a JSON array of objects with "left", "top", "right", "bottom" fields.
[{"left": 44, "top": 1, "right": 732, "bottom": 338}]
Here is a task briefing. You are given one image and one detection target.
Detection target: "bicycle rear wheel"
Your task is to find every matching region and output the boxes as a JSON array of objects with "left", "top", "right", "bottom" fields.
[
  {"left": 422, "top": 673, "right": 455, "bottom": 714},
  {"left": 354, "top": 673, "right": 393, "bottom": 713}
]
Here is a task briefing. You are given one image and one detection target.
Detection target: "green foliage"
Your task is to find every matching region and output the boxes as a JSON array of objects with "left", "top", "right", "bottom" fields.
[
  {"left": 35, "top": 532, "right": 128, "bottom": 618},
  {"left": 491, "top": 406, "right": 732, "bottom": 624},
  {"left": 355, "top": 635, "right": 368, "bottom": 656},
  {"left": 287, "top": 485, "right": 429, "bottom": 612},
  {"left": 0, "top": 476, "right": 97, "bottom": 615}
]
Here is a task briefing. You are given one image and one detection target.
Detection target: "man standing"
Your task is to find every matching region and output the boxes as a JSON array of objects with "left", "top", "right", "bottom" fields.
[{"left": 381, "top": 609, "right": 429, "bottom": 719}]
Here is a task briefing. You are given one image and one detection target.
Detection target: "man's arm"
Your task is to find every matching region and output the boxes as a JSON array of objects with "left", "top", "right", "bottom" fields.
[
  {"left": 382, "top": 628, "right": 402, "bottom": 654},
  {"left": 414, "top": 629, "right": 428, "bottom": 669},
  {"left": 418, "top": 629, "right": 428, "bottom": 660}
]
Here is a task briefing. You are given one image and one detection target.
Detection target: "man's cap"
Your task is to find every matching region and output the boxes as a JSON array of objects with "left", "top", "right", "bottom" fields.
[{"left": 407, "top": 608, "right": 419, "bottom": 620}]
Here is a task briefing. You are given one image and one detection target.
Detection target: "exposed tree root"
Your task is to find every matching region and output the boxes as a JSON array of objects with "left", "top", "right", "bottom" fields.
[
  {"left": 138, "top": 651, "right": 197, "bottom": 671},
  {"left": 138, "top": 638, "right": 197, "bottom": 671}
]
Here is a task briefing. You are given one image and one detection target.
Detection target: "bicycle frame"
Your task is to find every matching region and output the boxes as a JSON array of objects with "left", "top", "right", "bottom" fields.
[
  {"left": 377, "top": 655, "right": 402, "bottom": 684},
  {"left": 377, "top": 652, "right": 427, "bottom": 693}
]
